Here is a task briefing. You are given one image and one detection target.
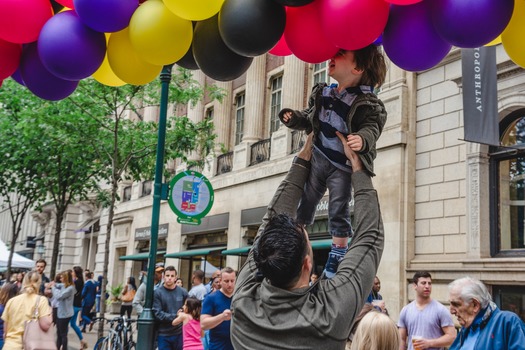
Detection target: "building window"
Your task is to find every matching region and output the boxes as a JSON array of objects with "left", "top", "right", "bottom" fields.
[
  {"left": 313, "top": 62, "right": 328, "bottom": 85},
  {"left": 269, "top": 75, "right": 283, "bottom": 134},
  {"left": 141, "top": 180, "right": 152, "bottom": 197},
  {"left": 206, "top": 107, "right": 214, "bottom": 121},
  {"left": 493, "top": 285, "right": 525, "bottom": 322},
  {"left": 123, "top": 186, "right": 132, "bottom": 202},
  {"left": 491, "top": 109, "right": 525, "bottom": 256},
  {"left": 235, "top": 93, "right": 245, "bottom": 145}
]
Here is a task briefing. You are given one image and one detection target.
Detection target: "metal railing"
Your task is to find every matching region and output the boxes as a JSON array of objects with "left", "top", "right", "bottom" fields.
[
  {"left": 291, "top": 130, "right": 306, "bottom": 154},
  {"left": 250, "top": 138, "right": 271, "bottom": 166},
  {"left": 216, "top": 152, "right": 233, "bottom": 175}
]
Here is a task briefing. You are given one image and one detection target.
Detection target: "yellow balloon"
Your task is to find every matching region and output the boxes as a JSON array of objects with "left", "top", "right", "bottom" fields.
[
  {"left": 107, "top": 28, "right": 162, "bottom": 86},
  {"left": 502, "top": 0, "right": 525, "bottom": 67},
  {"left": 129, "top": 0, "right": 192, "bottom": 65},
  {"left": 485, "top": 35, "right": 502, "bottom": 47},
  {"left": 163, "top": 0, "right": 224, "bottom": 21},
  {"left": 92, "top": 34, "right": 126, "bottom": 87}
]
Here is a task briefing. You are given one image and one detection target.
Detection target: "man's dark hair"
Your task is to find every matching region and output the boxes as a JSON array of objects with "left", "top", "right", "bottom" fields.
[
  {"left": 193, "top": 269, "right": 204, "bottom": 281},
  {"left": 36, "top": 259, "right": 47, "bottom": 267},
  {"left": 254, "top": 213, "right": 308, "bottom": 289},
  {"left": 412, "top": 271, "right": 432, "bottom": 285},
  {"left": 165, "top": 265, "right": 177, "bottom": 274}
]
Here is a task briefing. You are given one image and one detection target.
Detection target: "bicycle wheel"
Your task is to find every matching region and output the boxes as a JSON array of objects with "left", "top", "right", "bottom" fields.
[{"left": 94, "top": 337, "right": 108, "bottom": 350}]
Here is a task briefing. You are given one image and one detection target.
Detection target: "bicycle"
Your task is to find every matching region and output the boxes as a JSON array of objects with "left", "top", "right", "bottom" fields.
[{"left": 93, "top": 316, "right": 137, "bottom": 350}]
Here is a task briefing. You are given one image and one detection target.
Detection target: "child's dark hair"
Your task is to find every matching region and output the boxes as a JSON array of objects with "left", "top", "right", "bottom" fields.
[
  {"left": 185, "top": 297, "right": 202, "bottom": 321},
  {"left": 353, "top": 44, "right": 387, "bottom": 88}
]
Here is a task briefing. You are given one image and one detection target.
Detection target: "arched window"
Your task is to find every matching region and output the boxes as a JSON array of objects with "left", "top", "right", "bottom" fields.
[{"left": 490, "top": 109, "right": 525, "bottom": 256}]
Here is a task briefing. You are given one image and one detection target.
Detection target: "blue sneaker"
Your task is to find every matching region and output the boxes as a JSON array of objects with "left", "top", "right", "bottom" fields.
[{"left": 323, "top": 246, "right": 347, "bottom": 278}]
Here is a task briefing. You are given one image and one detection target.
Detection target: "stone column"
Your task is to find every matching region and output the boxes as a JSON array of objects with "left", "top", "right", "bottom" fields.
[
  {"left": 282, "top": 56, "right": 306, "bottom": 110},
  {"left": 214, "top": 81, "right": 232, "bottom": 152},
  {"left": 187, "top": 70, "right": 205, "bottom": 123},
  {"left": 242, "top": 55, "right": 266, "bottom": 143}
]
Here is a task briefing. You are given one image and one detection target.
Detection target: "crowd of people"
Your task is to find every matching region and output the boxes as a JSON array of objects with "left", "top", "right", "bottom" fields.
[{"left": 1, "top": 45, "right": 525, "bottom": 350}]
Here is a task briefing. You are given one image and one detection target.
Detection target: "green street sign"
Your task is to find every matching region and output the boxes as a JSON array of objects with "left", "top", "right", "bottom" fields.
[{"left": 167, "top": 170, "right": 214, "bottom": 225}]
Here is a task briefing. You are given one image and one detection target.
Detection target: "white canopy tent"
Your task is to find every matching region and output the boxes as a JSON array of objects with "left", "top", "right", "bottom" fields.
[
  {"left": 199, "top": 258, "right": 219, "bottom": 278},
  {"left": 0, "top": 239, "right": 35, "bottom": 269}
]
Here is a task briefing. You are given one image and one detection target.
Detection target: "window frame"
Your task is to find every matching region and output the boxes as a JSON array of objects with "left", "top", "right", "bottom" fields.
[
  {"left": 235, "top": 92, "right": 245, "bottom": 145},
  {"left": 489, "top": 108, "right": 525, "bottom": 257},
  {"left": 269, "top": 75, "right": 283, "bottom": 134}
]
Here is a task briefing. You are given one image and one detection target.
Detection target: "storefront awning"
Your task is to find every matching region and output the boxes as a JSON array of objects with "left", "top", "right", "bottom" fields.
[
  {"left": 221, "top": 239, "right": 336, "bottom": 256},
  {"left": 165, "top": 246, "right": 226, "bottom": 259},
  {"left": 119, "top": 250, "right": 166, "bottom": 261},
  {"left": 221, "top": 246, "right": 251, "bottom": 256}
]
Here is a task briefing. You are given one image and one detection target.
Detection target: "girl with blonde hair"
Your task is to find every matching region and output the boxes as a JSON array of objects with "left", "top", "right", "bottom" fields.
[
  {"left": 350, "top": 311, "right": 400, "bottom": 350},
  {"left": 1, "top": 271, "right": 52, "bottom": 350}
]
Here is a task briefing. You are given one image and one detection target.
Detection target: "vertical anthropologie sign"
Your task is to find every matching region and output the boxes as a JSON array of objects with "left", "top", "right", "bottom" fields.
[{"left": 461, "top": 46, "right": 499, "bottom": 146}]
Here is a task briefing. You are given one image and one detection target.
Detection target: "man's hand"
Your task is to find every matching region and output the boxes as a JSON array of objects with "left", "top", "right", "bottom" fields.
[
  {"left": 222, "top": 309, "right": 232, "bottom": 321},
  {"left": 347, "top": 134, "right": 363, "bottom": 152},
  {"left": 412, "top": 338, "right": 432, "bottom": 350},
  {"left": 336, "top": 131, "right": 363, "bottom": 172},
  {"left": 297, "top": 133, "right": 314, "bottom": 162}
]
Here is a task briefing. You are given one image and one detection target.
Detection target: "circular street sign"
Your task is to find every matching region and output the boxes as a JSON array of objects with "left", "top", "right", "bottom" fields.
[{"left": 167, "top": 170, "right": 214, "bottom": 225}]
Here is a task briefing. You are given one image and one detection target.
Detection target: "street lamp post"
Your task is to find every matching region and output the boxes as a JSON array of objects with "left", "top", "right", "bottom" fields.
[{"left": 136, "top": 64, "right": 173, "bottom": 349}]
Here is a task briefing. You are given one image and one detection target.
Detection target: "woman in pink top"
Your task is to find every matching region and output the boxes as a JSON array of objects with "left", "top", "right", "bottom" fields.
[{"left": 172, "top": 296, "right": 204, "bottom": 350}]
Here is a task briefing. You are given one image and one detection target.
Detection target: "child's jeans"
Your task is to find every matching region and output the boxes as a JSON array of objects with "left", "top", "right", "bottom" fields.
[{"left": 297, "top": 148, "right": 353, "bottom": 237}]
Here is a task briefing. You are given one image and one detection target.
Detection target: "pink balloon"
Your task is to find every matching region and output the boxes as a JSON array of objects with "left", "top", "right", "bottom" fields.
[
  {"left": 0, "top": 0, "right": 53, "bottom": 44},
  {"left": 385, "top": 0, "right": 421, "bottom": 4},
  {"left": 0, "top": 39, "right": 22, "bottom": 80},
  {"left": 321, "top": 0, "right": 389, "bottom": 50},
  {"left": 269, "top": 34, "right": 292, "bottom": 56},
  {"left": 284, "top": 1, "right": 339, "bottom": 63}
]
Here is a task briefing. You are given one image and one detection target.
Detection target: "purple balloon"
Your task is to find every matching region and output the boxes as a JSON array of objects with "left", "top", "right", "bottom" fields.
[
  {"left": 383, "top": 2, "right": 452, "bottom": 72},
  {"left": 38, "top": 11, "right": 106, "bottom": 81},
  {"left": 74, "top": 0, "right": 138, "bottom": 33},
  {"left": 10, "top": 67, "right": 25, "bottom": 86},
  {"left": 20, "top": 43, "right": 78, "bottom": 101},
  {"left": 430, "top": 0, "right": 514, "bottom": 48}
]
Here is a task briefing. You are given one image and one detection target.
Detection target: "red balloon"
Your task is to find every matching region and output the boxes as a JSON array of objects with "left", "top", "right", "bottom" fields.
[
  {"left": 321, "top": 0, "right": 389, "bottom": 50},
  {"left": 385, "top": 0, "right": 421, "bottom": 4},
  {"left": 269, "top": 33, "right": 292, "bottom": 56},
  {"left": 0, "top": 39, "right": 22, "bottom": 80},
  {"left": 284, "top": 1, "right": 339, "bottom": 63},
  {"left": 0, "top": 0, "right": 53, "bottom": 44},
  {"left": 57, "top": 0, "right": 74, "bottom": 9}
]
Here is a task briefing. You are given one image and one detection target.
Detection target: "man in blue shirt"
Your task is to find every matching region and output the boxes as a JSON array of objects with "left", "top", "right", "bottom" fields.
[
  {"left": 201, "top": 267, "right": 236, "bottom": 350},
  {"left": 449, "top": 276, "right": 525, "bottom": 350}
]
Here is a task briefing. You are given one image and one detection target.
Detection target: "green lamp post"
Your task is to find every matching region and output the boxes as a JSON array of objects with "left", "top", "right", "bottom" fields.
[{"left": 136, "top": 63, "right": 173, "bottom": 349}]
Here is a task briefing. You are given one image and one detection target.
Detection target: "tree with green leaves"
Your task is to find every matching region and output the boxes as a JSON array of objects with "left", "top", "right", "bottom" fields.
[{"left": 65, "top": 67, "right": 219, "bottom": 336}]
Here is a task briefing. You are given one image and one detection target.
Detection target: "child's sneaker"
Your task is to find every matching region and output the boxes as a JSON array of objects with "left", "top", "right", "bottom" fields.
[{"left": 323, "top": 245, "right": 347, "bottom": 278}]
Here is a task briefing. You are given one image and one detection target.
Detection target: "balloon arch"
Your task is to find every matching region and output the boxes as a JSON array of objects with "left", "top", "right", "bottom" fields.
[{"left": 0, "top": 0, "right": 522, "bottom": 101}]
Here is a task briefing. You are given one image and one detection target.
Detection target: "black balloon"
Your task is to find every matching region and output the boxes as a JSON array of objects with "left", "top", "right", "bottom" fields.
[
  {"left": 193, "top": 15, "right": 253, "bottom": 82},
  {"left": 50, "top": 0, "right": 64, "bottom": 14},
  {"left": 271, "top": 0, "right": 314, "bottom": 6},
  {"left": 176, "top": 44, "right": 199, "bottom": 70},
  {"left": 219, "top": 0, "right": 285, "bottom": 57}
]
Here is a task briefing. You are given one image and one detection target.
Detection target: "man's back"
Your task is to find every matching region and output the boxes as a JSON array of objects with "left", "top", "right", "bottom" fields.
[{"left": 231, "top": 161, "right": 384, "bottom": 349}]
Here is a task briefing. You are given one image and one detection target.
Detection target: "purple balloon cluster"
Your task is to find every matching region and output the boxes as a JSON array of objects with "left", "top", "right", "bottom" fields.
[
  {"left": 383, "top": 0, "right": 514, "bottom": 71},
  {"left": 17, "top": 0, "right": 138, "bottom": 101}
]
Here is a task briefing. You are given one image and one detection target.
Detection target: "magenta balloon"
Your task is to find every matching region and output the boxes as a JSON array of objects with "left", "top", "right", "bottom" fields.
[
  {"left": 321, "top": 0, "right": 389, "bottom": 50},
  {"left": 383, "top": 2, "right": 452, "bottom": 72},
  {"left": 38, "top": 11, "right": 106, "bottom": 81},
  {"left": 74, "top": 0, "right": 138, "bottom": 33},
  {"left": 269, "top": 34, "right": 292, "bottom": 56},
  {"left": 0, "top": 39, "right": 22, "bottom": 80},
  {"left": 0, "top": 0, "right": 53, "bottom": 44},
  {"left": 20, "top": 43, "right": 79, "bottom": 101},
  {"left": 385, "top": 0, "right": 421, "bottom": 4},
  {"left": 430, "top": 0, "right": 514, "bottom": 48},
  {"left": 284, "top": 1, "right": 339, "bottom": 64}
]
